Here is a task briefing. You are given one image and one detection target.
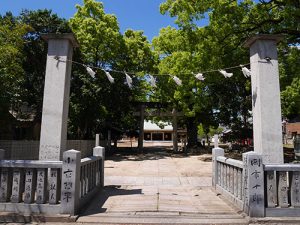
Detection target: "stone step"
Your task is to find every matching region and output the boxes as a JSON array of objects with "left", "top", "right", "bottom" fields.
[{"left": 77, "top": 211, "right": 249, "bottom": 224}]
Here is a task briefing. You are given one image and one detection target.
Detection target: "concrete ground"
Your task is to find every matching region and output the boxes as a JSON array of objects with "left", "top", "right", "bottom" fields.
[{"left": 76, "top": 142, "right": 248, "bottom": 224}]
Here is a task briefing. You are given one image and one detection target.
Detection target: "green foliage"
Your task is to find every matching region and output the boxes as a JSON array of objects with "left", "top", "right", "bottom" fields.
[
  {"left": 154, "top": 0, "right": 299, "bottom": 143},
  {"left": 0, "top": 13, "right": 31, "bottom": 117},
  {"left": 160, "top": 0, "right": 299, "bottom": 44},
  {"left": 69, "top": 0, "right": 157, "bottom": 138},
  {"left": 19, "top": 9, "right": 71, "bottom": 119},
  {"left": 70, "top": 0, "right": 123, "bottom": 65},
  {"left": 197, "top": 124, "right": 223, "bottom": 138},
  {"left": 282, "top": 77, "right": 300, "bottom": 118},
  {"left": 280, "top": 47, "right": 300, "bottom": 118}
]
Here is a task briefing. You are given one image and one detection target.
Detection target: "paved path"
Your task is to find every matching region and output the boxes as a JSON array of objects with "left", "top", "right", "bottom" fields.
[{"left": 78, "top": 147, "right": 248, "bottom": 224}]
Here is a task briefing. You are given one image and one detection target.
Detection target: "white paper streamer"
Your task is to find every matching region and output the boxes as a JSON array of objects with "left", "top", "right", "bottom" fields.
[
  {"left": 195, "top": 73, "right": 205, "bottom": 81},
  {"left": 149, "top": 75, "right": 157, "bottom": 87},
  {"left": 86, "top": 66, "right": 96, "bottom": 78},
  {"left": 241, "top": 66, "right": 251, "bottom": 78},
  {"left": 104, "top": 71, "right": 114, "bottom": 83},
  {"left": 125, "top": 72, "right": 133, "bottom": 88},
  {"left": 172, "top": 76, "right": 182, "bottom": 86},
  {"left": 219, "top": 70, "right": 233, "bottom": 78}
]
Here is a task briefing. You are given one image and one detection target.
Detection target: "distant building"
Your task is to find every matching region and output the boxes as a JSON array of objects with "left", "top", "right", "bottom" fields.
[
  {"left": 143, "top": 120, "right": 186, "bottom": 141},
  {"left": 144, "top": 121, "right": 173, "bottom": 141},
  {"left": 286, "top": 123, "right": 300, "bottom": 136},
  {"left": 283, "top": 116, "right": 300, "bottom": 144}
]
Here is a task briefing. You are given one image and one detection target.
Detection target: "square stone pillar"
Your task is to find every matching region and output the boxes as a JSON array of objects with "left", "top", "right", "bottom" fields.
[
  {"left": 39, "top": 34, "right": 79, "bottom": 161},
  {"left": 212, "top": 147, "right": 224, "bottom": 188},
  {"left": 244, "top": 35, "right": 284, "bottom": 164},
  {"left": 242, "top": 152, "right": 265, "bottom": 217}
]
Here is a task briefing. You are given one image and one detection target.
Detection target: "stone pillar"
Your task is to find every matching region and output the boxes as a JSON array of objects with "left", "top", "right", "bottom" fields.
[
  {"left": 93, "top": 146, "right": 105, "bottom": 187},
  {"left": 214, "top": 134, "right": 219, "bottom": 148},
  {"left": 95, "top": 134, "right": 100, "bottom": 147},
  {"left": 242, "top": 152, "right": 264, "bottom": 217},
  {"left": 244, "top": 35, "right": 284, "bottom": 164},
  {"left": 61, "top": 150, "right": 81, "bottom": 215},
  {"left": 212, "top": 147, "right": 224, "bottom": 187},
  {"left": 39, "top": 34, "right": 79, "bottom": 161},
  {"left": 138, "top": 104, "right": 145, "bottom": 152},
  {"left": 172, "top": 108, "right": 178, "bottom": 151}
]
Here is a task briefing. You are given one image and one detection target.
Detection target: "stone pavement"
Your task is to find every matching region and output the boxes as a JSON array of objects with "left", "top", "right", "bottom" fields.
[{"left": 77, "top": 146, "right": 249, "bottom": 224}]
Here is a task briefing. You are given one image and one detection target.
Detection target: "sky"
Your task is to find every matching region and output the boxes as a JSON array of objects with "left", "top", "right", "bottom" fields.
[{"left": 0, "top": 0, "right": 208, "bottom": 41}]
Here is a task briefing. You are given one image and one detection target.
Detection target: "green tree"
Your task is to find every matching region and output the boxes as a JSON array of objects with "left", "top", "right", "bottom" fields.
[
  {"left": 0, "top": 12, "right": 30, "bottom": 118},
  {"left": 152, "top": 0, "right": 299, "bottom": 146},
  {"left": 280, "top": 47, "right": 300, "bottom": 119},
  {"left": 19, "top": 9, "right": 71, "bottom": 123},
  {"left": 69, "top": 0, "right": 157, "bottom": 139}
]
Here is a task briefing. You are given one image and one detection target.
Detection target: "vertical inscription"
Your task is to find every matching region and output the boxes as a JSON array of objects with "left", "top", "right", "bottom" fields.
[
  {"left": 0, "top": 168, "right": 12, "bottom": 202},
  {"left": 49, "top": 168, "right": 60, "bottom": 204},
  {"left": 266, "top": 171, "right": 277, "bottom": 207},
  {"left": 61, "top": 150, "right": 81, "bottom": 215},
  {"left": 277, "top": 171, "right": 289, "bottom": 208},
  {"left": 36, "top": 168, "right": 47, "bottom": 204},
  {"left": 11, "top": 169, "right": 24, "bottom": 203},
  {"left": 290, "top": 171, "right": 300, "bottom": 207},
  {"left": 24, "top": 169, "right": 36, "bottom": 204},
  {"left": 243, "top": 153, "right": 264, "bottom": 217}
]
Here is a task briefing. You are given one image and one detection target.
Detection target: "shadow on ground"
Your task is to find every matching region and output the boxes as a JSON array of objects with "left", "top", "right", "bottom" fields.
[{"left": 79, "top": 185, "right": 142, "bottom": 216}]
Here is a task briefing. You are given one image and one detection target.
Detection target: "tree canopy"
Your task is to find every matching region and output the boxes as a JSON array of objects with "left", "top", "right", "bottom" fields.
[
  {"left": 68, "top": 0, "right": 157, "bottom": 139},
  {"left": 150, "top": 0, "right": 299, "bottom": 145},
  {"left": 0, "top": 0, "right": 299, "bottom": 143}
]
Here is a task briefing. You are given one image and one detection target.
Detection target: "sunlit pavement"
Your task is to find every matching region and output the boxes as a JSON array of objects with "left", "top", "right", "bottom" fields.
[{"left": 77, "top": 143, "right": 248, "bottom": 224}]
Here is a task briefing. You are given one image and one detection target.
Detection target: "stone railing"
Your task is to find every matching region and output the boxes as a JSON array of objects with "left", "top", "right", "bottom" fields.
[
  {"left": 212, "top": 148, "right": 244, "bottom": 210},
  {"left": 213, "top": 149, "right": 265, "bottom": 217},
  {"left": 264, "top": 164, "right": 300, "bottom": 217},
  {"left": 0, "top": 147, "right": 105, "bottom": 216},
  {"left": 78, "top": 146, "right": 105, "bottom": 211},
  {"left": 0, "top": 159, "right": 62, "bottom": 215},
  {"left": 213, "top": 148, "right": 300, "bottom": 218}
]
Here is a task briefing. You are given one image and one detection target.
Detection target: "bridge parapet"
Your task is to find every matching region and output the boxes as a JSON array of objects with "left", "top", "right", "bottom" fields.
[
  {"left": 0, "top": 148, "right": 104, "bottom": 216},
  {"left": 213, "top": 148, "right": 300, "bottom": 218}
]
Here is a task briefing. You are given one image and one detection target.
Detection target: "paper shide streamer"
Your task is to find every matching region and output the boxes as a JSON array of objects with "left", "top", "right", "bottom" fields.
[
  {"left": 241, "top": 66, "right": 251, "bottom": 78},
  {"left": 104, "top": 70, "right": 114, "bottom": 83},
  {"left": 172, "top": 76, "right": 182, "bottom": 86},
  {"left": 54, "top": 57, "right": 254, "bottom": 91},
  {"left": 86, "top": 66, "right": 96, "bottom": 78},
  {"left": 195, "top": 73, "right": 205, "bottom": 81},
  {"left": 149, "top": 75, "right": 157, "bottom": 87},
  {"left": 125, "top": 72, "right": 133, "bottom": 88},
  {"left": 219, "top": 70, "right": 233, "bottom": 78}
]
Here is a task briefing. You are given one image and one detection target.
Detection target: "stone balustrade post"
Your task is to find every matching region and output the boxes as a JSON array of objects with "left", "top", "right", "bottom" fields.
[
  {"left": 95, "top": 134, "right": 100, "bottom": 147},
  {"left": 212, "top": 147, "right": 224, "bottom": 188},
  {"left": 61, "top": 150, "right": 81, "bottom": 215},
  {"left": 214, "top": 135, "right": 219, "bottom": 148},
  {"left": 242, "top": 152, "right": 264, "bottom": 217},
  {"left": 93, "top": 146, "right": 105, "bottom": 187}
]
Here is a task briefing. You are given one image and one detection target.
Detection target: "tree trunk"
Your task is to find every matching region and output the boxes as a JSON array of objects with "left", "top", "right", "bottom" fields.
[{"left": 187, "top": 117, "right": 198, "bottom": 148}]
